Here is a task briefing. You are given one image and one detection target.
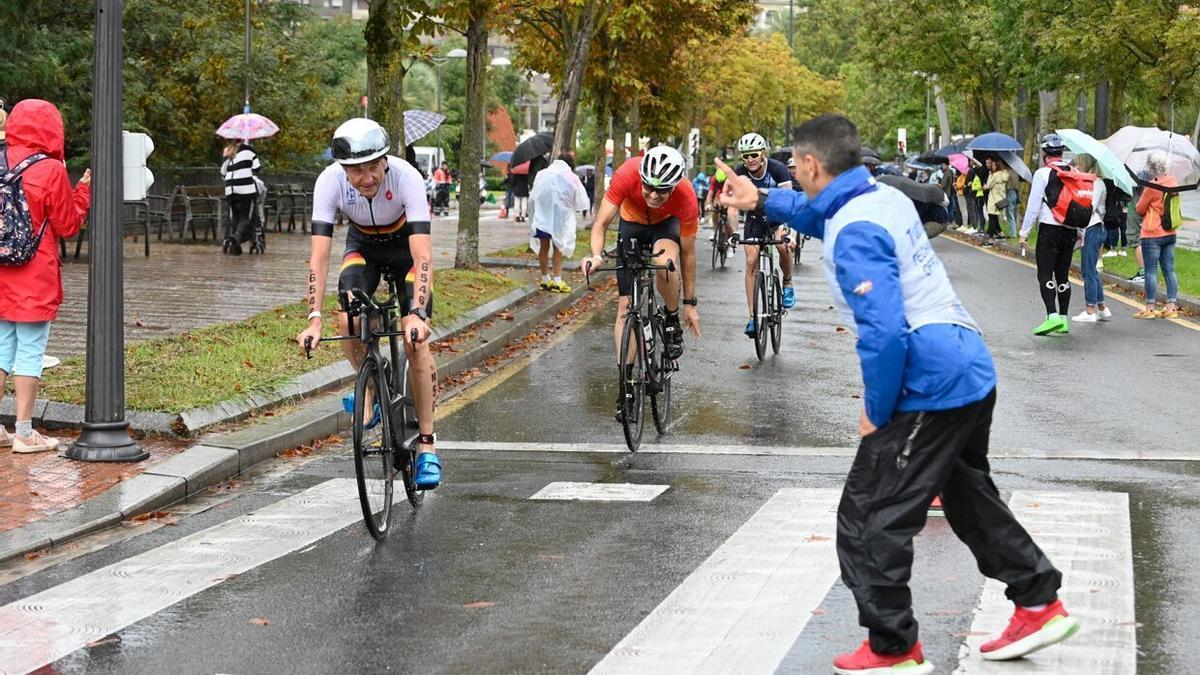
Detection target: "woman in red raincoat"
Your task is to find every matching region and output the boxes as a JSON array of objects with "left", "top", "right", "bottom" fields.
[{"left": 0, "top": 99, "right": 90, "bottom": 453}]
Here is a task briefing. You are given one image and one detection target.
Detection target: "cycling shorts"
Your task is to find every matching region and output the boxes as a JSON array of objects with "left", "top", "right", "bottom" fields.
[
  {"left": 338, "top": 228, "right": 434, "bottom": 317},
  {"left": 616, "top": 217, "right": 680, "bottom": 297}
]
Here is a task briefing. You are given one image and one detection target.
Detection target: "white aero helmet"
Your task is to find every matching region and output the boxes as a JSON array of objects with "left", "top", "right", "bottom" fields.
[
  {"left": 737, "top": 132, "right": 768, "bottom": 154},
  {"left": 638, "top": 146, "right": 686, "bottom": 189},
  {"left": 332, "top": 118, "right": 391, "bottom": 165}
]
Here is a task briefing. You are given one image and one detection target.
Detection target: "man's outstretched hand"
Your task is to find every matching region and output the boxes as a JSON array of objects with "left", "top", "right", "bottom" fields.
[{"left": 713, "top": 158, "right": 759, "bottom": 210}]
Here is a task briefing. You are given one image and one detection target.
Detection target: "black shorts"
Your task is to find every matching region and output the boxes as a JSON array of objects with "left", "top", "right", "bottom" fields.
[
  {"left": 337, "top": 242, "right": 434, "bottom": 317},
  {"left": 616, "top": 217, "right": 680, "bottom": 296},
  {"left": 743, "top": 214, "right": 783, "bottom": 241}
]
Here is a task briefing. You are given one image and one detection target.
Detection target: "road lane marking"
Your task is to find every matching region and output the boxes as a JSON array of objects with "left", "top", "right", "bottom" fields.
[
  {"left": 529, "top": 482, "right": 670, "bottom": 502},
  {"left": 954, "top": 491, "right": 1136, "bottom": 674},
  {"left": 0, "top": 479, "right": 362, "bottom": 675},
  {"left": 589, "top": 488, "right": 842, "bottom": 674},
  {"left": 440, "top": 439, "right": 1200, "bottom": 461}
]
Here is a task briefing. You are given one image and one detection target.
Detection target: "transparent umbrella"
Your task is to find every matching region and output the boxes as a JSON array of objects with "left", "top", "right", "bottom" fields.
[{"left": 1104, "top": 126, "right": 1200, "bottom": 183}]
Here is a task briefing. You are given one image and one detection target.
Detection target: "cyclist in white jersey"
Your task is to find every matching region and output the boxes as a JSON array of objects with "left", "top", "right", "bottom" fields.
[{"left": 295, "top": 118, "right": 441, "bottom": 488}]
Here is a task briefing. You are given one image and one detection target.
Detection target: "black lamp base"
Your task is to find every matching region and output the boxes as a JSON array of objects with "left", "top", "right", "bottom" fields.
[{"left": 63, "top": 421, "right": 148, "bottom": 462}]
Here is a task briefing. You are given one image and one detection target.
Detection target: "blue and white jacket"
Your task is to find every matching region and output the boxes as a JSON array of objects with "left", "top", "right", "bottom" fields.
[{"left": 764, "top": 166, "right": 996, "bottom": 427}]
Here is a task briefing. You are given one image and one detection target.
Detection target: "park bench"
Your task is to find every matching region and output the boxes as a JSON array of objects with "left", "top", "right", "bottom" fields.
[
  {"left": 173, "top": 185, "right": 224, "bottom": 241},
  {"left": 64, "top": 199, "right": 157, "bottom": 259}
]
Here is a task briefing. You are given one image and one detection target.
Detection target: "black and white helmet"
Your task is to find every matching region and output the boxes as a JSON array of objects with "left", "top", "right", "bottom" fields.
[
  {"left": 331, "top": 118, "right": 391, "bottom": 165},
  {"left": 638, "top": 146, "right": 686, "bottom": 189},
  {"left": 737, "top": 132, "right": 768, "bottom": 154}
]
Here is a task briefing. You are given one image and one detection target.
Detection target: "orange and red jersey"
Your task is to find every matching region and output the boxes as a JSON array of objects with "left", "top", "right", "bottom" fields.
[{"left": 603, "top": 158, "right": 699, "bottom": 238}]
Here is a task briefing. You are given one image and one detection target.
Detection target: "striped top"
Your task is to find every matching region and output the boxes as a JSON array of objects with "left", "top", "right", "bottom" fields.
[{"left": 221, "top": 145, "right": 261, "bottom": 196}]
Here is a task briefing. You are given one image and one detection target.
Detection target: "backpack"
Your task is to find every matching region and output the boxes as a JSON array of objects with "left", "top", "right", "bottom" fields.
[
  {"left": 1101, "top": 178, "right": 1129, "bottom": 230},
  {"left": 0, "top": 151, "right": 51, "bottom": 265},
  {"left": 1161, "top": 191, "right": 1184, "bottom": 232},
  {"left": 1042, "top": 164, "right": 1096, "bottom": 228}
]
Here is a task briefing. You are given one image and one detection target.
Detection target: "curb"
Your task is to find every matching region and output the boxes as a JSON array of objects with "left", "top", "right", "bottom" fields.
[
  {"left": 944, "top": 230, "right": 1200, "bottom": 316},
  {"left": 481, "top": 256, "right": 583, "bottom": 271},
  {"left": 4, "top": 284, "right": 540, "bottom": 437},
  {"left": 0, "top": 282, "right": 595, "bottom": 564}
]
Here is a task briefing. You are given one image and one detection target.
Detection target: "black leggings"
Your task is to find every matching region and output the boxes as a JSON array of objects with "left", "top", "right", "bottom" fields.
[
  {"left": 1036, "top": 223, "right": 1076, "bottom": 315},
  {"left": 986, "top": 213, "right": 1002, "bottom": 238}
]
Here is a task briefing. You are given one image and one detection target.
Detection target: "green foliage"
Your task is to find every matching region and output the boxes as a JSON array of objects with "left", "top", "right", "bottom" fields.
[{"left": 0, "top": 1, "right": 369, "bottom": 170}]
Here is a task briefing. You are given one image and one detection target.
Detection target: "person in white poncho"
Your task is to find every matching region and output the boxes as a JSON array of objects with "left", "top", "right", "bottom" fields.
[{"left": 529, "top": 155, "right": 591, "bottom": 292}]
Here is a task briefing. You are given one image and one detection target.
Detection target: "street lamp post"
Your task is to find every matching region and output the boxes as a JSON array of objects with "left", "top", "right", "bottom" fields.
[
  {"left": 66, "top": 0, "right": 146, "bottom": 462},
  {"left": 243, "top": 0, "right": 251, "bottom": 113}
]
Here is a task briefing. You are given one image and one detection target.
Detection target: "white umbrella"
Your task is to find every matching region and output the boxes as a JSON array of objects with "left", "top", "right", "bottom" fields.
[{"left": 1104, "top": 126, "right": 1200, "bottom": 183}]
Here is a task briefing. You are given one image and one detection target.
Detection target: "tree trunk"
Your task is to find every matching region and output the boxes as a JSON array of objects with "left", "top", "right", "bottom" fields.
[
  {"left": 1076, "top": 91, "right": 1088, "bottom": 133},
  {"left": 1156, "top": 98, "right": 1171, "bottom": 131},
  {"left": 933, "top": 83, "right": 951, "bottom": 148},
  {"left": 1111, "top": 79, "right": 1126, "bottom": 130},
  {"left": 1015, "top": 86, "right": 1034, "bottom": 167},
  {"left": 1037, "top": 89, "right": 1059, "bottom": 137},
  {"left": 611, "top": 109, "right": 627, "bottom": 169},
  {"left": 454, "top": 14, "right": 487, "bottom": 270},
  {"left": 364, "top": 0, "right": 406, "bottom": 146},
  {"left": 1192, "top": 107, "right": 1200, "bottom": 147},
  {"left": 591, "top": 99, "right": 608, "bottom": 210},
  {"left": 551, "top": 0, "right": 602, "bottom": 158},
  {"left": 1093, "top": 80, "right": 1110, "bottom": 138},
  {"left": 629, "top": 99, "right": 641, "bottom": 155}
]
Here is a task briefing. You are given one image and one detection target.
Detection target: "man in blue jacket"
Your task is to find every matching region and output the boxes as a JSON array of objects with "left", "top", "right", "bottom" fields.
[{"left": 715, "top": 114, "right": 1077, "bottom": 675}]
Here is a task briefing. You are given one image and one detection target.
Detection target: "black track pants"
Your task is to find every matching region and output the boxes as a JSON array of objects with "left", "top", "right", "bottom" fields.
[
  {"left": 836, "top": 389, "right": 1062, "bottom": 655},
  {"left": 1036, "top": 223, "right": 1077, "bottom": 315}
]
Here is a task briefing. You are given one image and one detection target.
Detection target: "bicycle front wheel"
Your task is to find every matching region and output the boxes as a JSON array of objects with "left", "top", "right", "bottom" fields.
[
  {"left": 770, "top": 274, "right": 783, "bottom": 354},
  {"left": 649, "top": 315, "right": 672, "bottom": 434},
  {"left": 353, "top": 355, "right": 394, "bottom": 540},
  {"left": 711, "top": 230, "right": 719, "bottom": 269},
  {"left": 753, "top": 271, "right": 768, "bottom": 361},
  {"left": 618, "top": 314, "right": 646, "bottom": 451}
]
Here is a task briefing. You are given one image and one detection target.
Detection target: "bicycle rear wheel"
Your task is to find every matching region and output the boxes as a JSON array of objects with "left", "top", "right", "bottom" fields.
[
  {"left": 711, "top": 232, "right": 719, "bottom": 269},
  {"left": 753, "top": 270, "right": 768, "bottom": 360},
  {"left": 353, "top": 355, "right": 394, "bottom": 540},
  {"left": 618, "top": 314, "right": 646, "bottom": 451},
  {"left": 770, "top": 274, "right": 783, "bottom": 354},
  {"left": 649, "top": 314, "right": 672, "bottom": 434}
]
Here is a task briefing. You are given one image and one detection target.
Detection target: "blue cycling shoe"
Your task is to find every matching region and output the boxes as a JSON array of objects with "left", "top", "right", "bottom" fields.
[
  {"left": 744, "top": 318, "right": 756, "bottom": 338},
  {"left": 342, "top": 394, "right": 381, "bottom": 430},
  {"left": 782, "top": 286, "right": 796, "bottom": 309},
  {"left": 414, "top": 452, "right": 442, "bottom": 489}
]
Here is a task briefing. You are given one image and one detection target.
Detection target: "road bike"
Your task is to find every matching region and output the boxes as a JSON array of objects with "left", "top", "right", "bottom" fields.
[
  {"left": 305, "top": 270, "right": 422, "bottom": 540},
  {"left": 731, "top": 230, "right": 790, "bottom": 360},
  {"left": 587, "top": 240, "right": 678, "bottom": 451},
  {"left": 710, "top": 207, "right": 730, "bottom": 269}
]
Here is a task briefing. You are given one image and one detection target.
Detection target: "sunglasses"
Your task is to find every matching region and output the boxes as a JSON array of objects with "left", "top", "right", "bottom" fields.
[
  {"left": 641, "top": 182, "right": 674, "bottom": 196},
  {"left": 741, "top": 151, "right": 764, "bottom": 161}
]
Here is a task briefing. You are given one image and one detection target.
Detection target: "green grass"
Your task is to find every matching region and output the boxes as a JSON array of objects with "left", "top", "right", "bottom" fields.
[
  {"left": 40, "top": 268, "right": 523, "bottom": 412},
  {"left": 1021, "top": 229, "right": 1200, "bottom": 299},
  {"left": 487, "top": 227, "right": 616, "bottom": 261}
]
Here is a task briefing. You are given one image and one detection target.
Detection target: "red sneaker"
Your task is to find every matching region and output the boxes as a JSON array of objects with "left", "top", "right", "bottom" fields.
[
  {"left": 833, "top": 640, "right": 934, "bottom": 674},
  {"left": 980, "top": 599, "right": 1080, "bottom": 661}
]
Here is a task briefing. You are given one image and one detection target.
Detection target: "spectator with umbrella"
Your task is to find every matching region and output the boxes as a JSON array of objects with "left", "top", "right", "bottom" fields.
[
  {"left": 510, "top": 161, "right": 531, "bottom": 222},
  {"left": 1133, "top": 152, "right": 1182, "bottom": 319},
  {"left": 1019, "top": 134, "right": 1082, "bottom": 336},
  {"left": 216, "top": 112, "right": 275, "bottom": 255}
]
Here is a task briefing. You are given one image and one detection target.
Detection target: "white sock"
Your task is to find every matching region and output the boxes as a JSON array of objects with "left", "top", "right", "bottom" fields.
[
  {"left": 541, "top": 274, "right": 551, "bottom": 282},
  {"left": 1022, "top": 603, "right": 1048, "bottom": 612},
  {"left": 15, "top": 419, "right": 33, "bottom": 437},
  {"left": 553, "top": 276, "right": 562, "bottom": 283}
]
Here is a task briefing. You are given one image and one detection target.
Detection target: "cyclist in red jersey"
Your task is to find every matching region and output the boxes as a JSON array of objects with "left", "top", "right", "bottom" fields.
[{"left": 583, "top": 147, "right": 701, "bottom": 418}]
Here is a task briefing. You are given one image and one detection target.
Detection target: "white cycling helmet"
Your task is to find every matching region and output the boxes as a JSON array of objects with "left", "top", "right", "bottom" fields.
[
  {"left": 737, "top": 132, "right": 768, "bottom": 154},
  {"left": 332, "top": 118, "right": 391, "bottom": 165},
  {"left": 639, "top": 146, "right": 686, "bottom": 189}
]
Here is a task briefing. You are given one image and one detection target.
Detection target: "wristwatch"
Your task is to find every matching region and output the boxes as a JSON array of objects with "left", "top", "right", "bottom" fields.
[
  {"left": 408, "top": 307, "right": 429, "bottom": 321},
  {"left": 754, "top": 188, "right": 769, "bottom": 215},
  {"left": 682, "top": 297, "right": 698, "bottom": 307}
]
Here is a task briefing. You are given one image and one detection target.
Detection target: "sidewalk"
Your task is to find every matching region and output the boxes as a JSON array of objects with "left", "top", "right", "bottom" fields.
[{"left": 0, "top": 278, "right": 601, "bottom": 563}]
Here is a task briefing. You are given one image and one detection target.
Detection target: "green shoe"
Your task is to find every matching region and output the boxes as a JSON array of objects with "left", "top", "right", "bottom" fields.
[
  {"left": 1053, "top": 315, "right": 1069, "bottom": 334},
  {"left": 1033, "top": 314, "right": 1061, "bottom": 336}
]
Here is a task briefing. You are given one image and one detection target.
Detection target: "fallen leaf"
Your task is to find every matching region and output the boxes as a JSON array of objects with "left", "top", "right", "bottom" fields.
[
  {"left": 243, "top": 359, "right": 255, "bottom": 369},
  {"left": 851, "top": 394, "right": 862, "bottom": 399},
  {"left": 738, "top": 364, "right": 752, "bottom": 369},
  {"left": 249, "top": 617, "right": 271, "bottom": 626},
  {"left": 28, "top": 491, "right": 39, "bottom": 497},
  {"left": 811, "top": 607, "right": 826, "bottom": 615},
  {"left": 130, "top": 511, "right": 173, "bottom": 522},
  {"left": 496, "top": 311, "right": 514, "bottom": 321},
  {"left": 86, "top": 635, "right": 121, "bottom": 648},
  {"left": 804, "top": 534, "right": 831, "bottom": 542},
  {"left": 835, "top": 326, "right": 847, "bottom": 333},
  {"left": 464, "top": 601, "right": 496, "bottom": 609},
  {"left": 24, "top": 550, "right": 42, "bottom": 561}
]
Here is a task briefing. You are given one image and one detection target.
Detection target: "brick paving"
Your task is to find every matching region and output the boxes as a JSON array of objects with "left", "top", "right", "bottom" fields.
[{"left": 0, "top": 431, "right": 187, "bottom": 533}]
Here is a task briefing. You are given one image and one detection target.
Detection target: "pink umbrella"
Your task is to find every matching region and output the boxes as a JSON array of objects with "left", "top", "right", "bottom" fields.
[
  {"left": 216, "top": 113, "right": 279, "bottom": 141},
  {"left": 948, "top": 153, "right": 969, "bottom": 174}
]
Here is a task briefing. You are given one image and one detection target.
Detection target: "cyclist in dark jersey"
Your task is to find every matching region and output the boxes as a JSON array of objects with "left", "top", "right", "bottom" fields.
[
  {"left": 727, "top": 132, "right": 796, "bottom": 337},
  {"left": 294, "top": 118, "right": 441, "bottom": 489}
]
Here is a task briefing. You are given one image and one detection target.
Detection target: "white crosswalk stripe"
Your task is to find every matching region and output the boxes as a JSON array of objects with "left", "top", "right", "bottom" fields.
[
  {"left": 590, "top": 488, "right": 843, "bottom": 674},
  {"left": 529, "top": 482, "right": 670, "bottom": 501},
  {"left": 954, "top": 491, "right": 1137, "bottom": 674},
  {"left": 0, "top": 479, "right": 362, "bottom": 675}
]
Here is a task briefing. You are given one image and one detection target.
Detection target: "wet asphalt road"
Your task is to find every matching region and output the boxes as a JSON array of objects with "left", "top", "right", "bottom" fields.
[{"left": 5, "top": 235, "right": 1200, "bottom": 675}]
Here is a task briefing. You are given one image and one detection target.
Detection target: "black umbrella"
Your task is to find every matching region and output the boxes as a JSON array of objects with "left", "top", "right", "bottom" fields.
[
  {"left": 932, "top": 139, "right": 970, "bottom": 159},
  {"left": 511, "top": 132, "right": 554, "bottom": 167},
  {"left": 876, "top": 175, "right": 950, "bottom": 239},
  {"left": 861, "top": 147, "right": 882, "bottom": 166},
  {"left": 771, "top": 149, "right": 792, "bottom": 163}
]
